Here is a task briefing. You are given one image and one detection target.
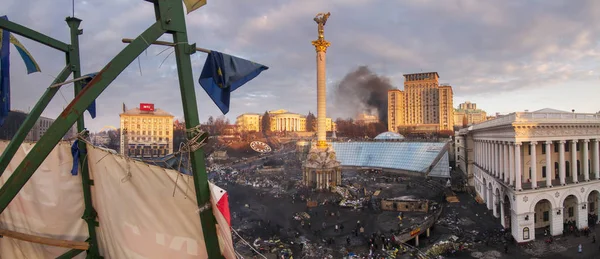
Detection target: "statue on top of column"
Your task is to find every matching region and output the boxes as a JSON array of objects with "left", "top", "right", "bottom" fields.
[{"left": 313, "top": 12, "right": 331, "bottom": 37}]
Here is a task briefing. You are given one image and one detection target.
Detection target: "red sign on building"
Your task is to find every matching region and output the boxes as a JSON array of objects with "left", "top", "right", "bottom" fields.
[{"left": 139, "top": 103, "right": 155, "bottom": 111}]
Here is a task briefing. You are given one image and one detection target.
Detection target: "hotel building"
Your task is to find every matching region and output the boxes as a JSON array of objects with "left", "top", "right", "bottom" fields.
[
  {"left": 119, "top": 103, "right": 174, "bottom": 158},
  {"left": 387, "top": 72, "right": 454, "bottom": 133},
  {"left": 235, "top": 109, "right": 335, "bottom": 132}
]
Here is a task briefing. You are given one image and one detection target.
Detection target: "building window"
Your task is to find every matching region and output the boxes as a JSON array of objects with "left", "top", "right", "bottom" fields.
[
  {"left": 565, "top": 144, "right": 570, "bottom": 152},
  {"left": 568, "top": 207, "right": 574, "bottom": 217},
  {"left": 543, "top": 211, "right": 549, "bottom": 222},
  {"left": 542, "top": 166, "right": 546, "bottom": 178},
  {"left": 542, "top": 144, "right": 546, "bottom": 154},
  {"left": 577, "top": 160, "right": 581, "bottom": 175},
  {"left": 566, "top": 161, "right": 571, "bottom": 177},
  {"left": 529, "top": 168, "right": 532, "bottom": 180},
  {"left": 577, "top": 143, "right": 580, "bottom": 151},
  {"left": 555, "top": 144, "right": 558, "bottom": 153}
]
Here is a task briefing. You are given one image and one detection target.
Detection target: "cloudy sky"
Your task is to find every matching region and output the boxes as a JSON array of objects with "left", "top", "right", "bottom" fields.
[{"left": 4, "top": 0, "right": 600, "bottom": 131}]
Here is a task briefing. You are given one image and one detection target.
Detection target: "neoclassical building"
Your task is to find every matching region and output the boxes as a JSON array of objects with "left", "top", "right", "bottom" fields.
[
  {"left": 235, "top": 109, "right": 336, "bottom": 132},
  {"left": 456, "top": 108, "right": 600, "bottom": 243}
]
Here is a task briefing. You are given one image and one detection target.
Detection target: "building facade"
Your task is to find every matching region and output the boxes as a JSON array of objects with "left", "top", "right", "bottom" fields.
[
  {"left": 457, "top": 108, "right": 600, "bottom": 243},
  {"left": 356, "top": 113, "right": 379, "bottom": 125},
  {"left": 454, "top": 101, "right": 488, "bottom": 127},
  {"left": 235, "top": 109, "right": 335, "bottom": 133},
  {"left": 0, "top": 110, "right": 76, "bottom": 141},
  {"left": 235, "top": 113, "right": 261, "bottom": 132},
  {"left": 119, "top": 104, "right": 174, "bottom": 158},
  {"left": 387, "top": 72, "right": 454, "bottom": 133}
]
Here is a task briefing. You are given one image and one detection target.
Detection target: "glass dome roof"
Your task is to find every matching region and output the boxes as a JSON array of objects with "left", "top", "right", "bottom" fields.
[{"left": 374, "top": 131, "right": 405, "bottom": 140}]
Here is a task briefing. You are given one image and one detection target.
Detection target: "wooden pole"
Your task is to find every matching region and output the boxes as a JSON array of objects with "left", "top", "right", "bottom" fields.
[
  {"left": 121, "top": 38, "right": 211, "bottom": 54},
  {"left": 0, "top": 228, "right": 89, "bottom": 250}
]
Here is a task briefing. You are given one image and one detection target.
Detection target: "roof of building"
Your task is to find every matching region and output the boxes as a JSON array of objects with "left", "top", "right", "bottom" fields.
[
  {"left": 120, "top": 108, "right": 173, "bottom": 117},
  {"left": 330, "top": 141, "right": 450, "bottom": 177},
  {"left": 532, "top": 108, "right": 570, "bottom": 114},
  {"left": 374, "top": 131, "right": 405, "bottom": 140}
]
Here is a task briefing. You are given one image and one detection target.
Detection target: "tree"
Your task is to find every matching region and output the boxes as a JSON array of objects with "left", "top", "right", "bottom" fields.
[
  {"left": 173, "top": 120, "right": 187, "bottom": 150},
  {"left": 106, "top": 129, "right": 121, "bottom": 152},
  {"left": 214, "top": 115, "right": 228, "bottom": 135},
  {"left": 261, "top": 111, "right": 271, "bottom": 133},
  {"left": 305, "top": 112, "right": 316, "bottom": 132}
]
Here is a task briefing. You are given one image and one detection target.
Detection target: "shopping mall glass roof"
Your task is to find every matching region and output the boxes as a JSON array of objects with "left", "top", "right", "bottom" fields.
[{"left": 330, "top": 142, "right": 450, "bottom": 177}]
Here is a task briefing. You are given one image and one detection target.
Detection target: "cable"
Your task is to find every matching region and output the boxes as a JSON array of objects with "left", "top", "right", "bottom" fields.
[{"left": 231, "top": 228, "right": 267, "bottom": 259}]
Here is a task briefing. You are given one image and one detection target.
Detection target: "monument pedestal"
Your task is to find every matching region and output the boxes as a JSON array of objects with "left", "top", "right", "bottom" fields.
[{"left": 302, "top": 143, "right": 341, "bottom": 190}]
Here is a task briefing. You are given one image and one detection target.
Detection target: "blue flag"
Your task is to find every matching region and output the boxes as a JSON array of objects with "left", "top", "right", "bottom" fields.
[
  {"left": 0, "top": 16, "right": 10, "bottom": 126},
  {"left": 81, "top": 72, "right": 98, "bottom": 119},
  {"left": 0, "top": 15, "right": 41, "bottom": 126},
  {"left": 198, "top": 51, "right": 268, "bottom": 114}
]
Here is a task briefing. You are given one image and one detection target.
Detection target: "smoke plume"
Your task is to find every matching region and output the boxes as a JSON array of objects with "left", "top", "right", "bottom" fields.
[{"left": 330, "top": 66, "right": 394, "bottom": 124}]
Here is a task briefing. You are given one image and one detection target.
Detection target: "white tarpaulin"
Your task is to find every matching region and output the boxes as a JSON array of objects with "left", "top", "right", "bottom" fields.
[{"left": 0, "top": 141, "right": 235, "bottom": 259}]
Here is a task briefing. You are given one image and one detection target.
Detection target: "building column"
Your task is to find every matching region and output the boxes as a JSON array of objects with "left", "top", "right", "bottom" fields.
[
  {"left": 594, "top": 139, "right": 600, "bottom": 180},
  {"left": 530, "top": 141, "right": 537, "bottom": 189},
  {"left": 571, "top": 140, "right": 578, "bottom": 183},
  {"left": 515, "top": 142, "right": 522, "bottom": 191},
  {"left": 546, "top": 141, "right": 553, "bottom": 187},
  {"left": 487, "top": 141, "right": 491, "bottom": 172},
  {"left": 509, "top": 142, "right": 514, "bottom": 186},
  {"left": 500, "top": 197, "right": 506, "bottom": 228},
  {"left": 583, "top": 139, "right": 590, "bottom": 181},
  {"left": 499, "top": 142, "right": 504, "bottom": 180},
  {"left": 484, "top": 141, "right": 488, "bottom": 171},
  {"left": 559, "top": 140, "right": 566, "bottom": 185},
  {"left": 503, "top": 143, "right": 509, "bottom": 183},
  {"left": 490, "top": 141, "right": 496, "bottom": 177},
  {"left": 494, "top": 142, "right": 499, "bottom": 177},
  {"left": 497, "top": 142, "right": 502, "bottom": 178}
]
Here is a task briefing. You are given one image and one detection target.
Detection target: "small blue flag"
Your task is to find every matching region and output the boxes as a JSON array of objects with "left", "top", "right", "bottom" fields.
[
  {"left": 0, "top": 16, "right": 11, "bottom": 126},
  {"left": 198, "top": 51, "right": 268, "bottom": 114},
  {"left": 81, "top": 72, "right": 98, "bottom": 119}
]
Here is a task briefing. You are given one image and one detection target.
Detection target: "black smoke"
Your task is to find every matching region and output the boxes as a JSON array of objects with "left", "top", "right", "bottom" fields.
[{"left": 330, "top": 66, "right": 394, "bottom": 124}]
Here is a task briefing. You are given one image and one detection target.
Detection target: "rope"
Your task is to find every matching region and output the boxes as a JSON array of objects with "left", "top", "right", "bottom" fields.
[
  {"left": 231, "top": 228, "right": 267, "bottom": 259},
  {"left": 178, "top": 125, "right": 208, "bottom": 153}
]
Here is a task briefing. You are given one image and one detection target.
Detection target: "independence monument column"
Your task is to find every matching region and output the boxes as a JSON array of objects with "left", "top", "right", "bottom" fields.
[
  {"left": 312, "top": 12, "right": 331, "bottom": 149},
  {"left": 302, "top": 12, "right": 341, "bottom": 191}
]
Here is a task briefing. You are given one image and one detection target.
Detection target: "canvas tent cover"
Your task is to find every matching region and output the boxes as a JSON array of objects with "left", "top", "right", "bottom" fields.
[{"left": 0, "top": 141, "right": 235, "bottom": 258}]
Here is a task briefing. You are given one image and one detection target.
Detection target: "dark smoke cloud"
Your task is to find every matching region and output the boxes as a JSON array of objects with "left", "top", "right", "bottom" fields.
[{"left": 330, "top": 66, "right": 394, "bottom": 124}]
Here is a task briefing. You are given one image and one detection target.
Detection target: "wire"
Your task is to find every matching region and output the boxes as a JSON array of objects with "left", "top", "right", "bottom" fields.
[{"left": 231, "top": 228, "right": 267, "bottom": 259}]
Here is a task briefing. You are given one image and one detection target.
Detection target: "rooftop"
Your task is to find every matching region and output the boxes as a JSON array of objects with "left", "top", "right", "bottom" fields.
[
  {"left": 470, "top": 108, "right": 600, "bottom": 131},
  {"left": 120, "top": 107, "right": 173, "bottom": 117}
]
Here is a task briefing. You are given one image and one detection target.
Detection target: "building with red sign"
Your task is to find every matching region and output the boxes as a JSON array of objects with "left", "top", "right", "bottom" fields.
[{"left": 119, "top": 103, "right": 174, "bottom": 158}]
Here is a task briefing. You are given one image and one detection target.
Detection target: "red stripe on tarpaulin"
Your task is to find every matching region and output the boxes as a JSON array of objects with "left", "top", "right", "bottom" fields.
[{"left": 216, "top": 192, "right": 231, "bottom": 226}]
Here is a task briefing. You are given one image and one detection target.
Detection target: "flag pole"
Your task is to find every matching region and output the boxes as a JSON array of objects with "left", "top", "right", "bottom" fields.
[{"left": 121, "top": 38, "right": 211, "bottom": 54}]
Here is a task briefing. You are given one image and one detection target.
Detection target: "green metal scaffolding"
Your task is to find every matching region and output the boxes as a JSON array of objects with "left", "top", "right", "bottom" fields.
[{"left": 0, "top": 0, "right": 224, "bottom": 258}]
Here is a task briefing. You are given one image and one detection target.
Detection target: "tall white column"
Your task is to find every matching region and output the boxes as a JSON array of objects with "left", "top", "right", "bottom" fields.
[
  {"left": 545, "top": 141, "right": 552, "bottom": 187},
  {"left": 530, "top": 142, "right": 537, "bottom": 189},
  {"left": 494, "top": 142, "right": 499, "bottom": 177},
  {"left": 594, "top": 139, "right": 600, "bottom": 179},
  {"left": 559, "top": 140, "right": 566, "bottom": 185},
  {"left": 571, "top": 140, "right": 578, "bottom": 183},
  {"left": 515, "top": 142, "right": 522, "bottom": 191},
  {"left": 497, "top": 142, "right": 501, "bottom": 177},
  {"left": 484, "top": 142, "right": 488, "bottom": 170},
  {"left": 491, "top": 142, "right": 496, "bottom": 176},
  {"left": 503, "top": 143, "right": 509, "bottom": 183},
  {"left": 583, "top": 139, "right": 589, "bottom": 181},
  {"left": 509, "top": 142, "right": 514, "bottom": 186},
  {"left": 500, "top": 142, "right": 504, "bottom": 180},
  {"left": 487, "top": 141, "right": 491, "bottom": 172}
]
